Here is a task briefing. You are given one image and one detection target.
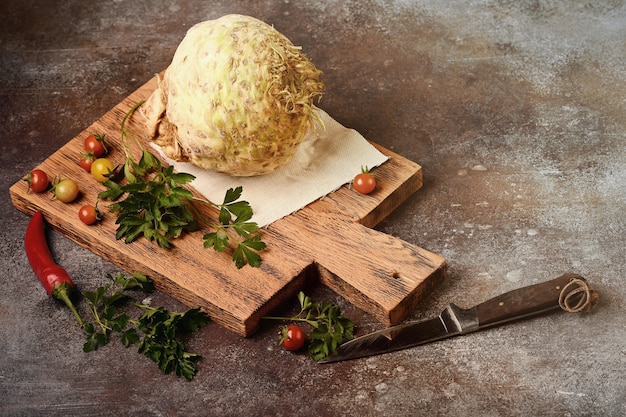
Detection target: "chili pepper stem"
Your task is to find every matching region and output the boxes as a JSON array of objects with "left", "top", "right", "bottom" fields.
[{"left": 52, "top": 282, "right": 84, "bottom": 327}]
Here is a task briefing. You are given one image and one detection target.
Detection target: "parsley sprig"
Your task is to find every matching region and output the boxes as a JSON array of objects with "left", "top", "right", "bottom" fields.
[
  {"left": 264, "top": 291, "right": 355, "bottom": 361},
  {"left": 82, "top": 271, "right": 155, "bottom": 351},
  {"left": 98, "top": 101, "right": 266, "bottom": 268},
  {"left": 202, "top": 186, "right": 267, "bottom": 268},
  {"left": 82, "top": 272, "right": 210, "bottom": 381}
]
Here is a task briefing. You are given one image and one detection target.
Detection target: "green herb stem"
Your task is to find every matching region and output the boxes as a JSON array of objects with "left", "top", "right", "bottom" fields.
[
  {"left": 120, "top": 100, "right": 145, "bottom": 159},
  {"left": 262, "top": 315, "right": 318, "bottom": 327}
]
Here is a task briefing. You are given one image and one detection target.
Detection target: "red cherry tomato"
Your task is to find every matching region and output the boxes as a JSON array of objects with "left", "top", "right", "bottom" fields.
[
  {"left": 78, "top": 205, "right": 101, "bottom": 225},
  {"left": 280, "top": 325, "right": 306, "bottom": 351},
  {"left": 353, "top": 171, "right": 376, "bottom": 194},
  {"left": 24, "top": 169, "right": 50, "bottom": 193},
  {"left": 79, "top": 153, "right": 95, "bottom": 171},
  {"left": 53, "top": 178, "right": 79, "bottom": 203},
  {"left": 84, "top": 134, "right": 107, "bottom": 158}
]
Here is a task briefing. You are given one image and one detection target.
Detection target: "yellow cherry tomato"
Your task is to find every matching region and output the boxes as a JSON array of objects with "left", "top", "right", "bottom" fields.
[{"left": 91, "top": 158, "right": 115, "bottom": 183}]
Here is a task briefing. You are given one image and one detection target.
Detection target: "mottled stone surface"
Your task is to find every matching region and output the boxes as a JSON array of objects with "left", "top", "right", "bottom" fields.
[{"left": 1, "top": 1, "right": 624, "bottom": 416}]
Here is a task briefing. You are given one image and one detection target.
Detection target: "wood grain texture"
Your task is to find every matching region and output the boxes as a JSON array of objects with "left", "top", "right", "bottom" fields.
[{"left": 9, "top": 75, "right": 446, "bottom": 336}]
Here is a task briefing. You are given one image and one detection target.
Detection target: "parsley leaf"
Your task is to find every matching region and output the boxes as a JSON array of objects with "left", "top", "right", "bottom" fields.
[
  {"left": 134, "top": 305, "right": 210, "bottom": 381},
  {"left": 97, "top": 180, "right": 124, "bottom": 200},
  {"left": 107, "top": 160, "right": 198, "bottom": 248},
  {"left": 232, "top": 236, "right": 267, "bottom": 268}
]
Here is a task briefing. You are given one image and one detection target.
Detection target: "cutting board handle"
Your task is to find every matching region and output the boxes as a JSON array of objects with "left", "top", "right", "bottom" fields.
[{"left": 280, "top": 211, "right": 447, "bottom": 326}]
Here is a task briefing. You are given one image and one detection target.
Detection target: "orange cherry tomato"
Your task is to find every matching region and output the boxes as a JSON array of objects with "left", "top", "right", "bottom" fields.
[
  {"left": 78, "top": 205, "right": 101, "bottom": 225},
  {"left": 353, "top": 172, "right": 376, "bottom": 194}
]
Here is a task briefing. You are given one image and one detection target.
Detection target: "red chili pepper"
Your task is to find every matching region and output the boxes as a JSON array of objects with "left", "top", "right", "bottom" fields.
[{"left": 25, "top": 211, "right": 84, "bottom": 326}]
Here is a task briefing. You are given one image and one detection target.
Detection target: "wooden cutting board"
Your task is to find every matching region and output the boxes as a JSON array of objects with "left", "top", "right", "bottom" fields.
[{"left": 10, "top": 75, "right": 447, "bottom": 336}]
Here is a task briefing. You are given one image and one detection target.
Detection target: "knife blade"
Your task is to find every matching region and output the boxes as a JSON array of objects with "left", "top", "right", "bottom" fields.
[{"left": 319, "top": 273, "right": 597, "bottom": 363}]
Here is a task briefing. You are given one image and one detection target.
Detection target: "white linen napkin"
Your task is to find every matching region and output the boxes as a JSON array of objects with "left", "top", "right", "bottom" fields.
[{"left": 151, "top": 107, "right": 389, "bottom": 227}]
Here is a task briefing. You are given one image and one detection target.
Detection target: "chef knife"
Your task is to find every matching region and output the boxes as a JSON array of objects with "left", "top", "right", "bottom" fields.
[{"left": 319, "top": 273, "right": 597, "bottom": 363}]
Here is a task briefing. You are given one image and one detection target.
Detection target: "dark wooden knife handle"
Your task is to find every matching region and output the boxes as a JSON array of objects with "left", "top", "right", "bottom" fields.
[{"left": 475, "top": 273, "right": 591, "bottom": 328}]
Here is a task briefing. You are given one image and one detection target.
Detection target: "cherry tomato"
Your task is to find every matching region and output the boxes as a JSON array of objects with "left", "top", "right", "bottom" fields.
[
  {"left": 84, "top": 134, "right": 107, "bottom": 157},
  {"left": 353, "top": 168, "right": 376, "bottom": 195},
  {"left": 24, "top": 169, "right": 50, "bottom": 193},
  {"left": 91, "top": 158, "right": 115, "bottom": 183},
  {"left": 280, "top": 325, "right": 306, "bottom": 351},
  {"left": 54, "top": 178, "right": 79, "bottom": 203},
  {"left": 78, "top": 205, "right": 102, "bottom": 225},
  {"left": 79, "top": 153, "right": 95, "bottom": 171}
]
